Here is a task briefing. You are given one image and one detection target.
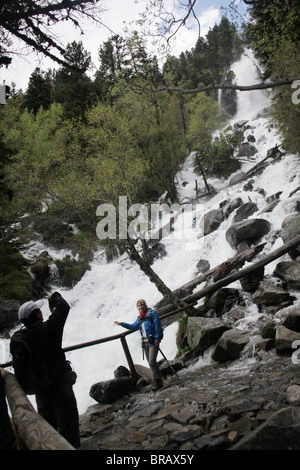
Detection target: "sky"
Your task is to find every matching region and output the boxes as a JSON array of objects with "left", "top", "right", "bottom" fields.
[{"left": 0, "top": 0, "right": 248, "bottom": 91}]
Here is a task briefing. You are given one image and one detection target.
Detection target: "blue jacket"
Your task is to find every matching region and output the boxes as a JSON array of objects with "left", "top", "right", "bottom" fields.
[{"left": 121, "top": 308, "right": 163, "bottom": 347}]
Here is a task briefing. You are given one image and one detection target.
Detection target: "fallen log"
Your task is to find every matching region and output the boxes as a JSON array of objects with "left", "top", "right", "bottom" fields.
[
  {"left": 230, "top": 145, "right": 283, "bottom": 186},
  {"left": 0, "top": 369, "right": 75, "bottom": 450},
  {"left": 182, "top": 234, "right": 300, "bottom": 305},
  {"left": 180, "top": 242, "right": 266, "bottom": 292}
]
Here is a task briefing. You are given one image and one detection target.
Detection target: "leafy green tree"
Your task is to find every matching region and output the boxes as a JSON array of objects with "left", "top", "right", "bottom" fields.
[
  {"left": 186, "top": 93, "right": 224, "bottom": 151},
  {"left": 244, "top": 0, "right": 300, "bottom": 153},
  {"left": 195, "top": 126, "right": 243, "bottom": 177}
]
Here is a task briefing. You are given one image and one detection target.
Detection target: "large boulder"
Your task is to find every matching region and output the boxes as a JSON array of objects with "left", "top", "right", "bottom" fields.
[
  {"left": 282, "top": 308, "right": 300, "bottom": 332},
  {"left": 223, "top": 197, "right": 243, "bottom": 219},
  {"left": 274, "top": 261, "right": 300, "bottom": 290},
  {"left": 225, "top": 218, "right": 270, "bottom": 250},
  {"left": 89, "top": 376, "right": 137, "bottom": 404},
  {"left": 186, "top": 317, "right": 230, "bottom": 355},
  {"left": 237, "top": 142, "right": 258, "bottom": 157},
  {"left": 211, "top": 328, "right": 250, "bottom": 362},
  {"left": 280, "top": 213, "right": 300, "bottom": 259},
  {"left": 199, "top": 209, "right": 224, "bottom": 237},
  {"left": 252, "top": 281, "right": 291, "bottom": 306},
  {"left": 232, "top": 202, "right": 258, "bottom": 223},
  {"left": 275, "top": 325, "right": 300, "bottom": 355},
  {"left": 239, "top": 266, "right": 265, "bottom": 292}
]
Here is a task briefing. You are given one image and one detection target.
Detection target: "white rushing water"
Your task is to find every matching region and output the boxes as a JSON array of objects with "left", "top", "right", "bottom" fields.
[{"left": 3, "top": 50, "right": 300, "bottom": 415}]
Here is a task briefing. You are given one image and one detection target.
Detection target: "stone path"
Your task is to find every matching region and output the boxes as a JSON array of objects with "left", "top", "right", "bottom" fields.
[{"left": 79, "top": 351, "right": 300, "bottom": 450}]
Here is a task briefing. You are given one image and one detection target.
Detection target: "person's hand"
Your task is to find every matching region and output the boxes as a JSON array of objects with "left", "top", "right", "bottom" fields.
[
  {"left": 154, "top": 340, "right": 159, "bottom": 347},
  {"left": 114, "top": 321, "right": 121, "bottom": 325}
]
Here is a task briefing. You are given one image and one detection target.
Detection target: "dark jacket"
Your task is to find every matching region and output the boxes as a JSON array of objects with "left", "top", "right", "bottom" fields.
[{"left": 10, "top": 292, "right": 70, "bottom": 393}]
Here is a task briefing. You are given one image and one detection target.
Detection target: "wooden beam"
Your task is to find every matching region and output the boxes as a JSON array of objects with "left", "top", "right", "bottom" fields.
[{"left": 0, "top": 369, "right": 75, "bottom": 450}]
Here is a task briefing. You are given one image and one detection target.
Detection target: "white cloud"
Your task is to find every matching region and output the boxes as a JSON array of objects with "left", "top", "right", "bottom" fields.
[{"left": 167, "top": 5, "right": 222, "bottom": 56}]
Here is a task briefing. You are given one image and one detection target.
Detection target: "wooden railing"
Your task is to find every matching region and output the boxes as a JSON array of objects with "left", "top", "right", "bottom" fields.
[{"left": 0, "top": 301, "right": 197, "bottom": 376}]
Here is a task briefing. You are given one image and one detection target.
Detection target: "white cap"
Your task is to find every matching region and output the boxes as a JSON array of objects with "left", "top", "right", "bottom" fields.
[{"left": 18, "top": 299, "right": 44, "bottom": 321}]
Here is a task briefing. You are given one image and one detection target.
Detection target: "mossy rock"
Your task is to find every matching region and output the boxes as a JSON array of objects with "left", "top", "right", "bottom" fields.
[
  {"left": 55, "top": 256, "right": 90, "bottom": 287},
  {"left": 0, "top": 270, "right": 34, "bottom": 302}
]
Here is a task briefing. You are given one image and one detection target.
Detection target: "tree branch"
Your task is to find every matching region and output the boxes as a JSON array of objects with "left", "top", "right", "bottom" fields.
[{"left": 147, "top": 78, "right": 299, "bottom": 94}]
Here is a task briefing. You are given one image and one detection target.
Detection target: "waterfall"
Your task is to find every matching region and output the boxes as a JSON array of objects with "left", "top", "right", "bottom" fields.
[{"left": 229, "top": 49, "right": 270, "bottom": 121}]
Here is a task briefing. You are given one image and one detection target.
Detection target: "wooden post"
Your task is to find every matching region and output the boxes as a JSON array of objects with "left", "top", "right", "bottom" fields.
[
  {"left": 1, "top": 369, "right": 75, "bottom": 450},
  {"left": 120, "top": 336, "right": 138, "bottom": 380},
  {"left": 0, "top": 371, "right": 15, "bottom": 449}
]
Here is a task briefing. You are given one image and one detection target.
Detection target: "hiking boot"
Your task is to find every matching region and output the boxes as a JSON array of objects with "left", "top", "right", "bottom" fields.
[{"left": 152, "top": 378, "right": 163, "bottom": 391}]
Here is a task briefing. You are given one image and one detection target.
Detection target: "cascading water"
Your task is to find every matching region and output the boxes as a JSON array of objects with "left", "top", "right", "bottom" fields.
[
  {"left": 3, "top": 50, "right": 300, "bottom": 416},
  {"left": 229, "top": 49, "right": 270, "bottom": 122}
]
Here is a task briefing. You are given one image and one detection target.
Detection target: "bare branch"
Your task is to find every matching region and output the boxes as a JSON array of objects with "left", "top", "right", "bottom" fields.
[
  {"left": 0, "top": 0, "right": 107, "bottom": 68},
  {"left": 146, "top": 78, "right": 299, "bottom": 94}
]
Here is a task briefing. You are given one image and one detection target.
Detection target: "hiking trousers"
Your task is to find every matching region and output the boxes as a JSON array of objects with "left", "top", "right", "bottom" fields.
[
  {"left": 144, "top": 343, "right": 161, "bottom": 381},
  {"left": 36, "top": 374, "right": 80, "bottom": 448}
]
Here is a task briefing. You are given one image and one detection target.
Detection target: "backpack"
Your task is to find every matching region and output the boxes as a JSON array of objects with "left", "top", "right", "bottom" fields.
[
  {"left": 10, "top": 328, "right": 55, "bottom": 395},
  {"left": 139, "top": 311, "right": 164, "bottom": 343}
]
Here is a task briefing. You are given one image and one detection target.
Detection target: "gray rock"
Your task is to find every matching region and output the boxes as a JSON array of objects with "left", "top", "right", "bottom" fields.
[
  {"left": 230, "top": 407, "right": 300, "bottom": 450},
  {"left": 89, "top": 376, "right": 137, "bottom": 404},
  {"left": 225, "top": 218, "right": 270, "bottom": 250},
  {"left": 186, "top": 317, "right": 230, "bottom": 355},
  {"left": 233, "top": 202, "right": 258, "bottom": 223},
  {"left": 281, "top": 213, "right": 300, "bottom": 259},
  {"left": 199, "top": 208, "right": 224, "bottom": 237},
  {"left": 286, "top": 385, "right": 300, "bottom": 405},
  {"left": 283, "top": 308, "right": 300, "bottom": 332},
  {"left": 275, "top": 325, "right": 300, "bottom": 354},
  {"left": 252, "top": 281, "right": 291, "bottom": 306},
  {"left": 223, "top": 197, "right": 243, "bottom": 218},
  {"left": 212, "top": 328, "right": 250, "bottom": 362},
  {"left": 274, "top": 260, "right": 300, "bottom": 290}
]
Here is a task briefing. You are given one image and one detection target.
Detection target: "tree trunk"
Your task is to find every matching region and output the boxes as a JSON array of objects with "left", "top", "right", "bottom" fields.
[{"left": 125, "top": 238, "right": 182, "bottom": 306}]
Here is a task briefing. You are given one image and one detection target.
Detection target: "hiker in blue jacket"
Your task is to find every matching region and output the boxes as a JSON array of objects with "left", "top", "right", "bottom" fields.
[{"left": 115, "top": 299, "right": 163, "bottom": 391}]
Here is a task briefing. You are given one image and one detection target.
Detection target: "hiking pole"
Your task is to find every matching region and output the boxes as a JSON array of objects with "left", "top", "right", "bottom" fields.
[{"left": 159, "top": 347, "right": 179, "bottom": 378}]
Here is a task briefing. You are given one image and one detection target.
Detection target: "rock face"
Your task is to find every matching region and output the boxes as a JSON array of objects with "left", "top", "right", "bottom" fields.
[{"left": 79, "top": 354, "right": 300, "bottom": 451}]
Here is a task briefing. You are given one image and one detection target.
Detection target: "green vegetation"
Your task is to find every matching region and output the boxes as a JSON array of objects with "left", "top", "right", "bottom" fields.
[{"left": 244, "top": 0, "right": 300, "bottom": 153}]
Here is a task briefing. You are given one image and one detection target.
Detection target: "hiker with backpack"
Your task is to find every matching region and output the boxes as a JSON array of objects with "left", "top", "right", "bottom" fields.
[
  {"left": 10, "top": 292, "right": 80, "bottom": 449},
  {"left": 114, "top": 299, "right": 163, "bottom": 391}
]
